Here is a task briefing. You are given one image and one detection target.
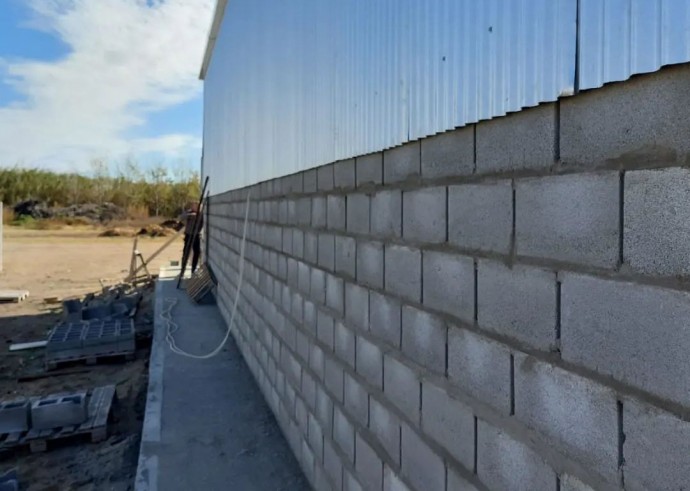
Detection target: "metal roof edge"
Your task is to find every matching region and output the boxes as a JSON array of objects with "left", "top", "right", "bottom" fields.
[{"left": 199, "top": 0, "right": 229, "bottom": 80}]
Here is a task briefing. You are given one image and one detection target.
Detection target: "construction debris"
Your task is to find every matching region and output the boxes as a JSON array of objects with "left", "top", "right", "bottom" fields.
[
  {"left": 0, "top": 291, "right": 29, "bottom": 304},
  {"left": 9, "top": 341, "right": 47, "bottom": 352},
  {"left": 186, "top": 265, "right": 216, "bottom": 304}
]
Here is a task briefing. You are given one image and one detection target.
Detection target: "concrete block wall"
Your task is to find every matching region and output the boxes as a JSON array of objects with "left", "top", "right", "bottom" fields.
[{"left": 205, "top": 64, "right": 690, "bottom": 490}]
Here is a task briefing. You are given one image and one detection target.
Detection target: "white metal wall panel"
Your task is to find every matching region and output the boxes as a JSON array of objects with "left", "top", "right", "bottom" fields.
[{"left": 202, "top": 0, "right": 577, "bottom": 194}]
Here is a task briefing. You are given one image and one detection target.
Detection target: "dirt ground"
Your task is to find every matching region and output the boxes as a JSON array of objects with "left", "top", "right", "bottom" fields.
[{"left": 0, "top": 227, "right": 183, "bottom": 491}]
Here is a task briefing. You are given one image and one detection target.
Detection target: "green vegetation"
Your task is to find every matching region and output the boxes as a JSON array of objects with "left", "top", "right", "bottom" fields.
[{"left": 0, "top": 160, "right": 200, "bottom": 218}]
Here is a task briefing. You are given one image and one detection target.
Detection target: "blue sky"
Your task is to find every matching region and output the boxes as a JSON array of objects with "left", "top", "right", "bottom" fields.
[{"left": 0, "top": 0, "right": 215, "bottom": 175}]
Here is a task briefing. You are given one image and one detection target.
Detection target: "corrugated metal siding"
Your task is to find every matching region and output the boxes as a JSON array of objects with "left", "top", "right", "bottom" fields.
[
  {"left": 202, "top": 0, "right": 577, "bottom": 194},
  {"left": 578, "top": 0, "right": 690, "bottom": 90}
]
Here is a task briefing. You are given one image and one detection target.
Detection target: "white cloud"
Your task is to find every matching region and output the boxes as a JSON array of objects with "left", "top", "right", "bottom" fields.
[{"left": 0, "top": 0, "right": 215, "bottom": 172}]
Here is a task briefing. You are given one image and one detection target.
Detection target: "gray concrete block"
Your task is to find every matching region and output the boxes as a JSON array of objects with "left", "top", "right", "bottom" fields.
[
  {"left": 369, "top": 291, "right": 401, "bottom": 349},
  {"left": 296, "top": 197, "right": 312, "bottom": 226},
  {"left": 310, "top": 343, "right": 324, "bottom": 380},
  {"left": 371, "top": 189, "right": 402, "bottom": 238},
  {"left": 448, "top": 327, "right": 512, "bottom": 415},
  {"left": 383, "top": 354, "right": 420, "bottom": 423},
  {"left": 333, "top": 406, "right": 355, "bottom": 463},
  {"left": 369, "top": 397, "right": 401, "bottom": 466},
  {"left": 302, "top": 371, "right": 317, "bottom": 410},
  {"left": 323, "top": 438, "right": 343, "bottom": 489},
  {"left": 561, "top": 273, "right": 690, "bottom": 407},
  {"left": 335, "top": 321, "right": 356, "bottom": 369},
  {"left": 31, "top": 393, "right": 87, "bottom": 430},
  {"left": 356, "top": 336, "right": 383, "bottom": 390},
  {"left": 478, "top": 260, "right": 557, "bottom": 351},
  {"left": 624, "top": 398, "right": 690, "bottom": 491},
  {"left": 421, "top": 126, "right": 474, "bottom": 178},
  {"left": 401, "top": 424, "right": 445, "bottom": 491},
  {"left": 343, "top": 470, "right": 363, "bottom": 491},
  {"left": 324, "top": 354, "right": 344, "bottom": 402},
  {"left": 313, "top": 197, "right": 327, "bottom": 228},
  {"left": 356, "top": 153, "right": 383, "bottom": 187},
  {"left": 295, "top": 396, "right": 308, "bottom": 433},
  {"left": 0, "top": 400, "right": 30, "bottom": 433},
  {"left": 292, "top": 229, "right": 304, "bottom": 259},
  {"left": 384, "top": 142, "right": 421, "bottom": 184},
  {"left": 302, "top": 234, "right": 317, "bottom": 267},
  {"left": 287, "top": 257, "right": 298, "bottom": 287},
  {"left": 335, "top": 236, "right": 356, "bottom": 279},
  {"left": 560, "top": 474, "right": 595, "bottom": 491},
  {"left": 561, "top": 64, "right": 690, "bottom": 168},
  {"left": 326, "top": 274, "right": 344, "bottom": 316},
  {"left": 355, "top": 433, "right": 383, "bottom": 490},
  {"left": 385, "top": 245, "right": 421, "bottom": 303},
  {"left": 447, "top": 469, "right": 480, "bottom": 491},
  {"left": 476, "top": 103, "right": 556, "bottom": 174},
  {"left": 295, "top": 328, "right": 310, "bottom": 363},
  {"left": 517, "top": 172, "right": 620, "bottom": 268},
  {"left": 401, "top": 306, "right": 446, "bottom": 375},
  {"left": 477, "top": 420, "right": 556, "bottom": 491},
  {"left": 347, "top": 194, "right": 370, "bottom": 235},
  {"left": 422, "top": 251, "right": 474, "bottom": 323},
  {"left": 344, "top": 372, "right": 369, "bottom": 427},
  {"left": 298, "top": 261, "right": 311, "bottom": 295},
  {"left": 328, "top": 196, "right": 346, "bottom": 231},
  {"left": 357, "top": 241, "right": 384, "bottom": 289},
  {"left": 421, "top": 381, "right": 474, "bottom": 469},
  {"left": 334, "top": 159, "right": 356, "bottom": 190},
  {"left": 514, "top": 353, "right": 619, "bottom": 482},
  {"left": 318, "top": 233, "right": 336, "bottom": 270},
  {"left": 624, "top": 167, "right": 690, "bottom": 276},
  {"left": 402, "top": 187, "right": 447, "bottom": 243},
  {"left": 318, "top": 164, "right": 335, "bottom": 191},
  {"left": 449, "top": 180, "right": 512, "bottom": 254},
  {"left": 315, "top": 384, "right": 334, "bottom": 432},
  {"left": 304, "top": 169, "right": 317, "bottom": 193},
  {"left": 345, "top": 283, "right": 369, "bottom": 332},
  {"left": 384, "top": 466, "right": 411, "bottom": 491},
  {"left": 311, "top": 268, "right": 327, "bottom": 305}
]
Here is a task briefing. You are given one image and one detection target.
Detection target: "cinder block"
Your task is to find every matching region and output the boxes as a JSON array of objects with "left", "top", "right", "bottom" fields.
[
  {"left": 317, "top": 310, "right": 335, "bottom": 351},
  {"left": 385, "top": 245, "right": 421, "bottom": 303},
  {"left": 356, "top": 153, "right": 383, "bottom": 187},
  {"left": 310, "top": 343, "right": 325, "bottom": 380},
  {"left": 296, "top": 197, "right": 311, "bottom": 226},
  {"left": 334, "top": 159, "right": 356, "bottom": 190},
  {"left": 625, "top": 167, "right": 690, "bottom": 276},
  {"left": 31, "top": 393, "right": 87, "bottom": 430},
  {"left": 335, "top": 236, "right": 356, "bottom": 278},
  {"left": 356, "top": 336, "right": 383, "bottom": 389},
  {"left": 333, "top": 406, "right": 355, "bottom": 462},
  {"left": 478, "top": 260, "right": 557, "bottom": 351},
  {"left": 313, "top": 197, "right": 327, "bottom": 228},
  {"left": 371, "top": 190, "right": 402, "bottom": 238},
  {"left": 384, "top": 142, "right": 420, "bottom": 184},
  {"left": 326, "top": 274, "right": 344, "bottom": 316},
  {"left": 516, "top": 172, "right": 620, "bottom": 268},
  {"left": 328, "top": 196, "right": 346, "bottom": 231},
  {"left": 345, "top": 283, "right": 369, "bottom": 332},
  {"left": 302, "top": 371, "right": 317, "bottom": 410},
  {"left": 369, "top": 397, "right": 401, "bottom": 466},
  {"left": 560, "top": 474, "right": 595, "bottom": 491},
  {"left": 298, "top": 262, "right": 311, "bottom": 295},
  {"left": 295, "top": 329, "right": 310, "bottom": 363},
  {"left": 335, "top": 321, "right": 356, "bottom": 368},
  {"left": 384, "top": 466, "right": 411, "bottom": 491},
  {"left": 305, "top": 231, "right": 318, "bottom": 265},
  {"left": 561, "top": 64, "right": 690, "bottom": 168},
  {"left": 369, "top": 291, "right": 401, "bottom": 349},
  {"left": 400, "top": 424, "right": 445, "bottom": 491},
  {"left": 383, "top": 355, "right": 420, "bottom": 423},
  {"left": 355, "top": 433, "right": 383, "bottom": 490},
  {"left": 0, "top": 400, "right": 30, "bottom": 433},
  {"left": 449, "top": 180, "right": 512, "bottom": 254},
  {"left": 477, "top": 420, "right": 556, "bottom": 491},
  {"left": 323, "top": 438, "right": 343, "bottom": 489},
  {"left": 344, "top": 372, "right": 369, "bottom": 427},
  {"left": 311, "top": 268, "right": 326, "bottom": 304},
  {"left": 448, "top": 327, "right": 512, "bottom": 415},
  {"left": 624, "top": 398, "right": 690, "bottom": 491},
  {"left": 302, "top": 438, "right": 315, "bottom": 482},
  {"left": 561, "top": 272, "right": 690, "bottom": 407},
  {"left": 324, "top": 355, "right": 344, "bottom": 402},
  {"left": 295, "top": 397, "right": 308, "bottom": 433},
  {"left": 422, "top": 251, "right": 474, "bottom": 323},
  {"left": 318, "top": 234, "right": 336, "bottom": 270},
  {"left": 308, "top": 413, "right": 324, "bottom": 463},
  {"left": 476, "top": 103, "right": 556, "bottom": 174},
  {"left": 344, "top": 470, "right": 363, "bottom": 491},
  {"left": 315, "top": 384, "right": 334, "bottom": 433},
  {"left": 421, "top": 381, "right": 474, "bottom": 469},
  {"left": 447, "top": 468, "right": 480, "bottom": 491},
  {"left": 347, "top": 194, "right": 370, "bottom": 235},
  {"left": 292, "top": 229, "right": 304, "bottom": 259},
  {"left": 357, "top": 241, "right": 384, "bottom": 289},
  {"left": 421, "top": 127, "right": 474, "bottom": 178},
  {"left": 401, "top": 306, "right": 446, "bottom": 375},
  {"left": 318, "top": 164, "right": 335, "bottom": 191},
  {"left": 514, "top": 353, "right": 619, "bottom": 481},
  {"left": 402, "top": 187, "right": 447, "bottom": 243},
  {"left": 304, "top": 169, "right": 317, "bottom": 193}
]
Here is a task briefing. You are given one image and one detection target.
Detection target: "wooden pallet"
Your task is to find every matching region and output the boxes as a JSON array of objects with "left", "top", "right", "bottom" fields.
[
  {"left": 0, "top": 290, "right": 29, "bottom": 303},
  {"left": 45, "top": 349, "right": 135, "bottom": 371},
  {"left": 186, "top": 266, "right": 216, "bottom": 304},
  {"left": 0, "top": 385, "right": 115, "bottom": 454}
]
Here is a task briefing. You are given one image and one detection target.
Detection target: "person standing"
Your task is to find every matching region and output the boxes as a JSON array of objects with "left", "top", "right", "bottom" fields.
[{"left": 180, "top": 202, "right": 203, "bottom": 274}]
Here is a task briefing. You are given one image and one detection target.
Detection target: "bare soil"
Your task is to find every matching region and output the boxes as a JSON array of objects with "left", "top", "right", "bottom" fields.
[{"left": 0, "top": 227, "right": 183, "bottom": 491}]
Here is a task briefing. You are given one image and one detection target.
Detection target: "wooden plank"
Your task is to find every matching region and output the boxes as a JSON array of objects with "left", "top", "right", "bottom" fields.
[
  {"left": 93, "top": 386, "right": 115, "bottom": 428},
  {"left": 79, "top": 388, "right": 103, "bottom": 431},
  {"left": 0, "top": 290, "right": 29, "bottom": 303},
  {"left": 129, "top": 229, "right": 183, "bottom": 279},
  {"left": 9, "top": 340, "right": 47, "bottom": 352}
]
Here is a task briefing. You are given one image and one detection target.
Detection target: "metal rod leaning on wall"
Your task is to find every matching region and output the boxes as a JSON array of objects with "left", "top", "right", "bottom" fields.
[{"left": 177, "top": 176, "right": 210, "bottom": 289}]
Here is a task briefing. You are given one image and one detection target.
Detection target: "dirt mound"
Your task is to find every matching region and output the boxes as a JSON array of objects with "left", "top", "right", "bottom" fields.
[
  {"left": 138, "top": 225, "right": 173, "bottom": 237},
  {"left": 160, "top": 219, "right": 183, "bottom": 231},
  {"left": 99, "top": 227, "right": 138, "bottom": 238},
  {"left": 14, "top": 200, "right": 126, "bottom": 223}
]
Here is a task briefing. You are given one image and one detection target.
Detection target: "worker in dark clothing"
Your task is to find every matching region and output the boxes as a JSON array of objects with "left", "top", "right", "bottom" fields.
[{"left": 180, "top": 202, "right": 203, "bottom": 274}]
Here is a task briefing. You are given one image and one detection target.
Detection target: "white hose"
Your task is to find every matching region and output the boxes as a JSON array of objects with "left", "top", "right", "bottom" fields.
[{"left": 161, "top": 192, "right": 250, "bottom": 359}]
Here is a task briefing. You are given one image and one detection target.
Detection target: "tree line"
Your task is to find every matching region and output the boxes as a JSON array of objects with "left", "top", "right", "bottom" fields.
[{"left": 0, "top": 160, "right": 200, "bottom": 218}]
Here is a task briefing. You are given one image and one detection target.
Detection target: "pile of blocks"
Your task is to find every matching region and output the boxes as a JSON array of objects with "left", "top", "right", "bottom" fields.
[
  {"left": 46, "top": 319, "right": 135, "bottom": 366},
  {"left": 0, "top": 392, "right": 87, "bottom": 434}
]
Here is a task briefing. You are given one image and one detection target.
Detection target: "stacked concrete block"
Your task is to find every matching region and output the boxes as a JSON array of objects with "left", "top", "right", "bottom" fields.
[
  {"left": 31, "top": 392, "right": 87, "bottom": 430},
  {"left": 0, "top": 400, "right": 30, "bottom": 433},
  {"left": 205, "top": 66, "right": 690, "bottom": 491}
]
